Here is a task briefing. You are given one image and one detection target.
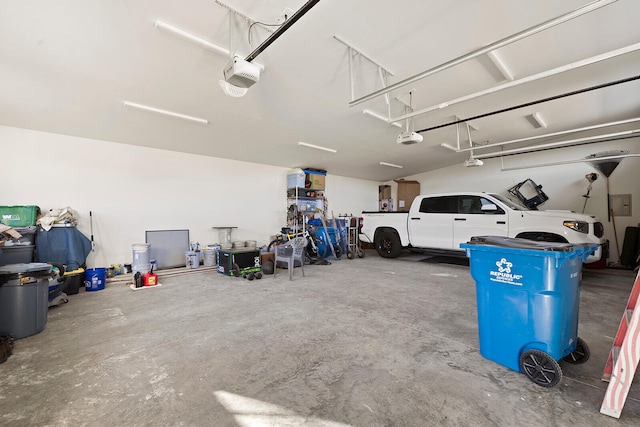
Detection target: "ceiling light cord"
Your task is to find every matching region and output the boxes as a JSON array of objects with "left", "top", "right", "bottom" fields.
[
  {"left": 248, "top": 21, "right": 284, "bottom": 46},
  {"left": 245, "top": 0, "right": 320, "bottom": 62},
  {"left": 415, "top": 74, "right": 640, "bottom": 134}
]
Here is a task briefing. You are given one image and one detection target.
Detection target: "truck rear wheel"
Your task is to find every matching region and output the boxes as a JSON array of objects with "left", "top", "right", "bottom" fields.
[{"left": 375, "top": 230, "right": 402, "bottom": 258}]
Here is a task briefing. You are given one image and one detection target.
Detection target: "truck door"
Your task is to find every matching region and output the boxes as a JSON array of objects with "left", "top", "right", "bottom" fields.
[
  {"left": 453, "top": 195, "right": 509, "bottom": 247},
  {"left": 408, "top": 196, "right": 457, "bottom": 249}
]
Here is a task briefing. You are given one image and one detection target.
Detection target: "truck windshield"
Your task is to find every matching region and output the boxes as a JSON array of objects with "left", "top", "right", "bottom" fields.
[{"left": 489, "top": 193, "right": 529, "bottom": 211}]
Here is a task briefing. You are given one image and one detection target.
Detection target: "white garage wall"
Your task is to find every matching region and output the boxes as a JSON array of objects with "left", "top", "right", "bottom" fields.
[
  {"left": 397, "top": 139, "right": 640, "bottom": 263},
  {"left": 0, "top": 125, "right": 379, "bottom": 268},
  {"left": 325, "top": 174, "right": 379, "bottom": 218}
]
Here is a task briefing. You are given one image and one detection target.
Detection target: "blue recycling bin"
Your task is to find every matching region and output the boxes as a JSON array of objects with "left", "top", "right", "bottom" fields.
[{"left": 461, "top": 236, "right": 597, "bottom": 387}]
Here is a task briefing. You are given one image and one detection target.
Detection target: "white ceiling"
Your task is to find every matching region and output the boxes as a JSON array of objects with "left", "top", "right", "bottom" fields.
[{"left": 1, "top": 0, "right": 639, "bottom": 181}]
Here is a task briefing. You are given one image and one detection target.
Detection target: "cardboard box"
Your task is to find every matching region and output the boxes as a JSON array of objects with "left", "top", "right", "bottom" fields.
[
  {"left": 395, "top": 180, "right": 420, "bottom": 212},
  {"left": 304, "top": 173, "right": 325, "bottom": 190},
  {"left": 260, "top": 252, "right": 274, "bottom": 266},
  {"left": 379, "top": 198, "right": 394, "bottom": 212},
  {"left": 379, "top": 185, "right": 392, "bottom": 201}
]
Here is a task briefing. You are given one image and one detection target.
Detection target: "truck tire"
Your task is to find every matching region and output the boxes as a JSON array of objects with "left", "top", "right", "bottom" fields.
[{"left": 375, "top": 229, "right": 402, "bottom": 258}]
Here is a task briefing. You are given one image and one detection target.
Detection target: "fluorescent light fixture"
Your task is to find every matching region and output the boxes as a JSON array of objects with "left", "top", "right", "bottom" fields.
[
  {"left": 155, "top": 20, "right": 229, "bottom": 56},
  {"left": 362, "top": 109, "right": 402, "bottom": 128},
  {"left": 379, "top": 162, "right": 403, "bottom": 169},
  {"left": 297, "top": 142, "right": 337, "bottom": 153},
  {"left": 123, "top": 101, "right": 208, "bottom": 124},
  {"left": 526, "top": 112, "right": 548, "bottom": 129},
  {"left": 154, "top": 20, "right": 264, "bottom": 71}
]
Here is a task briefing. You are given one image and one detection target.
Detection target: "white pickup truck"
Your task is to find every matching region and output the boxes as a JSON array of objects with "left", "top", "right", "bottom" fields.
[{"left": 360, "top": 192, "right": 606, "bottom": 263}]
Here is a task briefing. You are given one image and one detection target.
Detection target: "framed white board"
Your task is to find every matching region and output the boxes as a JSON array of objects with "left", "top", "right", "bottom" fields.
[{"left": 145, "top": 229, "right": 189, "bottom": 270}]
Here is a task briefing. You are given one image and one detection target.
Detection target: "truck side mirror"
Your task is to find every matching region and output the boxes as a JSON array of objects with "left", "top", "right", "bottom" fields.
[{"left": 481, "top": 203, "right": 498, "bottom": 212}]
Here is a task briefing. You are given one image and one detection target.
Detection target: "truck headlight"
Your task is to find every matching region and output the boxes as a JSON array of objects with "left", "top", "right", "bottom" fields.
[{"left": 563, "top": 220, "right": 589, "bottom": 234}]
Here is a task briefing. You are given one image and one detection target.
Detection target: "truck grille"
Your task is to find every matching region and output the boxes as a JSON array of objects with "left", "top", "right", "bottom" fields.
[{"left": 594, "top": 222, "right": 604, "bottom": 238}]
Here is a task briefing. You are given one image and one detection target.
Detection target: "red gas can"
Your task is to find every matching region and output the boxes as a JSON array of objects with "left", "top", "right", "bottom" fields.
[{"left": 143, "top": 271, "right": 158, "bottom": 287}]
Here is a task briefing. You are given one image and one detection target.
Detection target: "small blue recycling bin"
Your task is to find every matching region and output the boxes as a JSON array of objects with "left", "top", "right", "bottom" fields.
[{"left": 461, "top": 236, "right": 597, "bottom": 387}]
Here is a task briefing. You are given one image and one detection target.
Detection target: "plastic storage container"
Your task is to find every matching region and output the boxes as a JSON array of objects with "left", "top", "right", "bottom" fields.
[
  {"left": 0, "top": 263, "right": 52, "bottom": 339},
  {"left": 3, "top": 226, "right": 37, "bottom": 246},
  {"left": 63, "top": 268, "right": 85, "bottom": 295},
  {"left": 0, "top": 206, "right": 39, "bottom": 227},
  {"left": 0, "top": 245, "right": 35, "bottom": 266},
  {"left": 461, "top": 236, "right": 596, "bottom": 387}
]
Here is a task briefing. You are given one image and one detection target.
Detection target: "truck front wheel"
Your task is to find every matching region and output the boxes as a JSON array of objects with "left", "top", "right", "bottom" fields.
[{"left": 375, "top": 230, "right": 402, "bottom": 258}]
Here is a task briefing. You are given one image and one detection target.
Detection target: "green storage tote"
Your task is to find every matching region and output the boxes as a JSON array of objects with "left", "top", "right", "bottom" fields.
[{"left": 0, "top": 206, "right": 39, "bottom": 227}]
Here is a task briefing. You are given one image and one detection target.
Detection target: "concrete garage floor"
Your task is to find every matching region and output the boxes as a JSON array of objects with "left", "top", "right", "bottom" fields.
[{"left": 1, "top": 250, "right": 639, "bottom": 426}]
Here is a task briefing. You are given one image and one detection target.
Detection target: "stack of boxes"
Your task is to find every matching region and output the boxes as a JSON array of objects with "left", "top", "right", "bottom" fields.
[
  {"left": 394, "top": 179, "right": 420, "bottom": 212},
  {"left": 378, "top": 180, "right": 421, "bottom": 212},
  {"left": 379, "top": 185, "right": 393, "bottom": 212}
]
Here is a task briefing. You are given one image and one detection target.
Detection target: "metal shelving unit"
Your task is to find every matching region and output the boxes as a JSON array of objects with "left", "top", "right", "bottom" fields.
[{"left": 286, "top": 187, "right": 326, "bottom": 232}]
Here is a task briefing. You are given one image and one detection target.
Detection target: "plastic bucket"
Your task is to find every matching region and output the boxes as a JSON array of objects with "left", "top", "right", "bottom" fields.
[
  {"left": 85, "top": 268, "right": 106, "bottom": 292},
  {"left": 132, "top": 243, "right": 151, "bottom": 276},
  {"left": 185, "top": 251, "right": 199, "bottom": 269},
  {"left": 203, "top": 249, "right": 216, "bottom": 267}
]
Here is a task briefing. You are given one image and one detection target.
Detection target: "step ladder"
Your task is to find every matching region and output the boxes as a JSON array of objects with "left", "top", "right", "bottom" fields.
[{"left": 600, "top": 269, "right": 640, "bottom": 418}]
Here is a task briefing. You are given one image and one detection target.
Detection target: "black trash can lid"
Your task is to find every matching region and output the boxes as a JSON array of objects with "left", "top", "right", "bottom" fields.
[{"left": 467, "top": 236, "right": 574, "bottom": 252}]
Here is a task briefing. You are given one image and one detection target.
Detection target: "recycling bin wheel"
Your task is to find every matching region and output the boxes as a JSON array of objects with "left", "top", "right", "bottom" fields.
[
  {"left": 563, "top": 337, "right": 590, "bottom": 364},
  {"left": 519, "top": 349, "right": 563, "bottom": 387}
]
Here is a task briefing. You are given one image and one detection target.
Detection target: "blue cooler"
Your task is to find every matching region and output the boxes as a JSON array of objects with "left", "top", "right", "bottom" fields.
[{"left": 461, "top": 236, "right": 597, "bottom": 387}]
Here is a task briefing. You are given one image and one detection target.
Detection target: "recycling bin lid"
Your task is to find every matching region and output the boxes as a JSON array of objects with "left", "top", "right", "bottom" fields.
[
  {"left": 0, "top": 263, "right": 52, "bottom": 286},
  {"left": 0, "top": 262, "right": 52, "bottom": 275},
  {"left": 466, "top": 236, "right": 574, "bottom": 252}
]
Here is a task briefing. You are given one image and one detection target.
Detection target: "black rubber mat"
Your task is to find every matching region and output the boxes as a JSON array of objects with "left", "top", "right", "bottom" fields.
[{"left": 619, "top": 226, "right": 639, "bottom": 266}]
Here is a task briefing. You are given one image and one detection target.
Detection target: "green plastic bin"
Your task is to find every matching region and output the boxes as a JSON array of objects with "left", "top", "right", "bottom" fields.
[{"left": 0, "top": 206, "right": 39, "bottom": 227}]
